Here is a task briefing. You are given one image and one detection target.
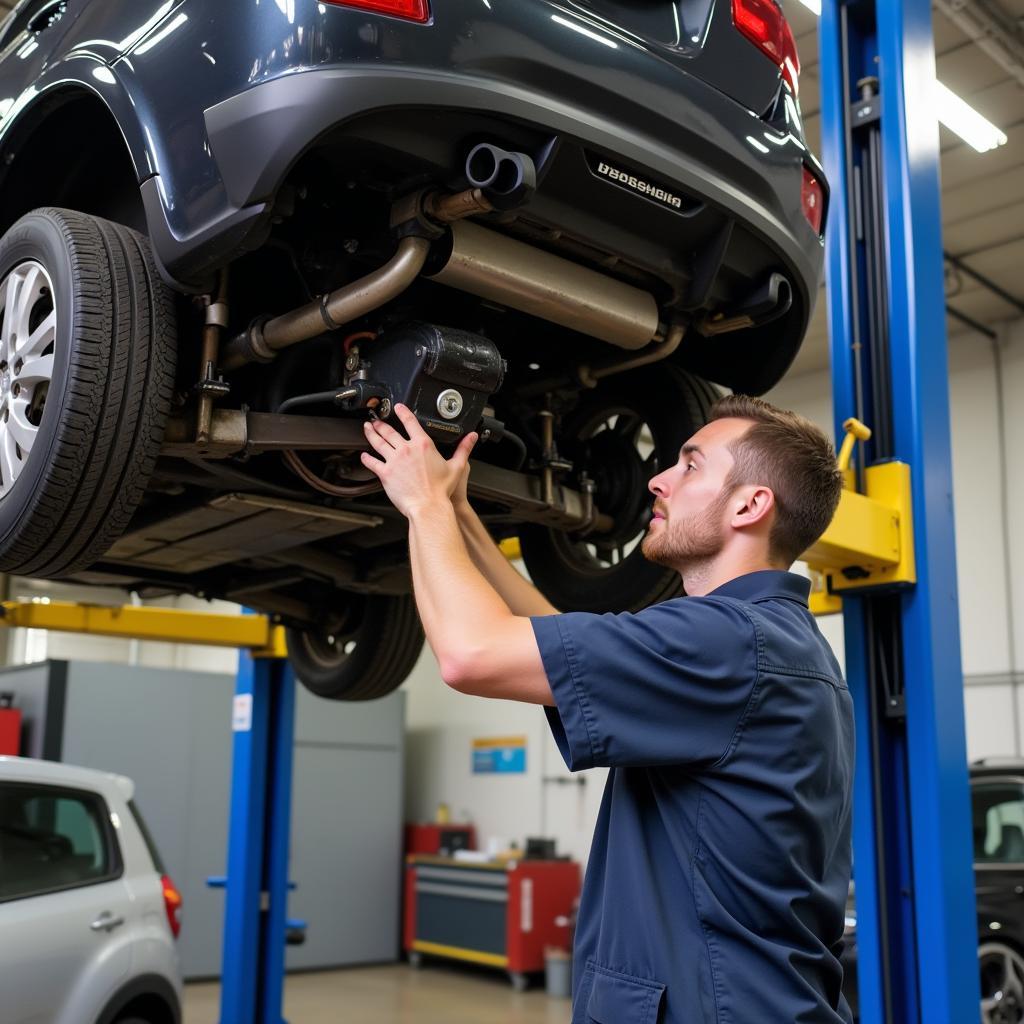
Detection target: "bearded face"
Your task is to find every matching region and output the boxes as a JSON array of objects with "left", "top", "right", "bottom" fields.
[{"left": 641, "top": 484, "right": 735, "bottom": 571}]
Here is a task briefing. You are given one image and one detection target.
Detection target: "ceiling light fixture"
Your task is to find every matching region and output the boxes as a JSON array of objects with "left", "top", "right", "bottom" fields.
[
  {"left": 933, "top": 80, "right": 1008, "bottom": 153},
  {"left": 800, "top": 5, "right": 1007, "bottom": 154}
]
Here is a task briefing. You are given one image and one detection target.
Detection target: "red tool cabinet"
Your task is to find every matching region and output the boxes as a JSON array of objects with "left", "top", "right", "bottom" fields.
[
  {"left": 0, "top": 707, "right": 21, "bottom": 755},
  {"left": 403, "top": 854, "right": 580, "bottom": 989}
]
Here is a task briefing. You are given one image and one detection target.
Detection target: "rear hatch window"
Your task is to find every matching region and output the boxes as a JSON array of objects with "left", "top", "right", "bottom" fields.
[
  {"left": 128, "top": 798, "right": 166, "bottom": 873},
  {"left": 564, "top": 0, "right": 710, "bottom": 46}
]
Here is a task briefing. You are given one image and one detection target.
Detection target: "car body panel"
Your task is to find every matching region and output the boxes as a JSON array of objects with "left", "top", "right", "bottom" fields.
[
  {"left": 0, "top": 757, "right": 182, "bottom": 1024},
  {"left": 971, "top": 770, "right": 1024, "bottom": 956},
  {"left": 842, "top": 762, "right": 1024, "bottom": 1019},
  {"left": 3, "top": 877, "right": 133, "bottom": 1024}
]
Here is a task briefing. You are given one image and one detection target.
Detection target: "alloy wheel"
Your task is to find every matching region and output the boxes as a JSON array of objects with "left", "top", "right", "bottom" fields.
[
  {"left": 0, "top": 260, "right": 55, "bottom": 498},
  {"left": 981, "top": 941, "right": 1024, "bottom": 1024}
]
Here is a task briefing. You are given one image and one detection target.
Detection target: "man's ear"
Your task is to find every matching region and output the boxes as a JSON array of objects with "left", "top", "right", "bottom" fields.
[{"left": 730, "top": 485, "right": 775, "bottom": 530}]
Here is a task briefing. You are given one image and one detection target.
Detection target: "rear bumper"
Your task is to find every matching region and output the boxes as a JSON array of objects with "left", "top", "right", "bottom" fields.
[
  {"left": 118, "top": 0, "right": 822, "bottom": 390},
  {"left": 203, "top": 60, "right": 821, "bottom": 392}
]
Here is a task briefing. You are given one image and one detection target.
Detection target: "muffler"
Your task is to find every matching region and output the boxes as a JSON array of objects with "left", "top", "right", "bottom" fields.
[
  {"left": 221, "top": 181, "right": 663, "bottom": 370},
  {"left": 428, "top": 221, "right": 660, "bottom": 350}
]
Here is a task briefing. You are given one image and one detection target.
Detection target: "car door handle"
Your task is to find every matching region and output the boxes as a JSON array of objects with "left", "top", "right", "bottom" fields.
[{"left": 90, "top": 912, "right": 125, "bottom": 933}]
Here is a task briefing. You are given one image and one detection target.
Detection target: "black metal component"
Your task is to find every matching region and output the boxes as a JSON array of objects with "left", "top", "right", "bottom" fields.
[
  {"left": 196, "top": 360, "right": 231, "bottom": 398},
  {"left": 855, "top": 75, "right": 894, "bottom": 461},
  {"left": 696, "top": 271, "right": 793, "bottom": 336},
  {"left": 361, "top": 323, "right": 506, "bottom": 444}
]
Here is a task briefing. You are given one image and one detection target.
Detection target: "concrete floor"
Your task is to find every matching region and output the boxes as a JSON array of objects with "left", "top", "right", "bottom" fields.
[{"left": 184, "top": 963, "right": 571, "bottom": 1023}]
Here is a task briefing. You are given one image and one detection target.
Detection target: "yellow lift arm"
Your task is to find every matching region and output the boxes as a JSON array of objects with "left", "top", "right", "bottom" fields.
[
  {"left": 0, "top": 601, "right": 288, "bottom": 658},
  {"left": 803, "top": 417, "right": 916, "bottom": 615}
]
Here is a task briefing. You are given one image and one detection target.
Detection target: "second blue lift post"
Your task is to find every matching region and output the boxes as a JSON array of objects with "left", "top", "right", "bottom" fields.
[{"left": 819, "top": 0, "right": 980, "bottom": 1020}]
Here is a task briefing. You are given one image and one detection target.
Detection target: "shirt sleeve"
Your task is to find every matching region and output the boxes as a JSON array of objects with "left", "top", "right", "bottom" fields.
[{"left": 531, "top": 597, "right": 759, "bottom": 771}]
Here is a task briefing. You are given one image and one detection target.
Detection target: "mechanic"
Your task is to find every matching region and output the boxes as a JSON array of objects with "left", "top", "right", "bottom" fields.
[{"left": 360, "top": 394, "right": 853, "bottom": 1024}]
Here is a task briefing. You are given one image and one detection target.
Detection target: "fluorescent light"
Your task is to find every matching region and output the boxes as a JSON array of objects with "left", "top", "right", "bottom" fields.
[
  {"left": 792, "top": 0, "right": 1007, "bottom": 155},
  {"left": 933, "top": 80, "right": 1007, "bottom": 153},
  {"left": 551, "top": 14, "right": 618, "bottom": 49},
  {"left": 746, "top": 135, "right": 771, "bottom": 154}
]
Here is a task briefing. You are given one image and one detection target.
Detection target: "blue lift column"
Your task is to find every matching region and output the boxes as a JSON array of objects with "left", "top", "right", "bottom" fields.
[
  {"left": 218, "top": 649, "right": 298, "bottom": 1024},
  {"left": 819, "top": 1, "right": 979, "bottom": 1021}
]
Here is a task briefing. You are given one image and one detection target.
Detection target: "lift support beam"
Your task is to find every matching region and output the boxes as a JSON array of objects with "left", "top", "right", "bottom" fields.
[
  {"left": 0, "top": 601, "right": 297, "bottom": 1024},
  {"left": 818, "top": 0, "right": 980, "bottom": 1020}
]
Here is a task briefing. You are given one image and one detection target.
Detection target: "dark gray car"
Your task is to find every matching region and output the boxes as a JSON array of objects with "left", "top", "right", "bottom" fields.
[{"left": 0, "top": 0, "right": 825, "bottom": 698}]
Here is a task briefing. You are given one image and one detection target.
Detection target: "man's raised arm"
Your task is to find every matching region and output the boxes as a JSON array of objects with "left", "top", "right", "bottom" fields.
[
  {"left": 452, "top": 475, "right": 559, "bottom": 619},
  {"left": 358, "top": 407, "right": 554, "bottom": 706}
]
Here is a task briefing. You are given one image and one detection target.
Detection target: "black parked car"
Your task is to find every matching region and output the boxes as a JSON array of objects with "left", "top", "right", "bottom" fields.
[
  {"left": 842, "top": 759, "right": 1024, "bottom": 1023},
  {"left": 0, "top": 0, "right": 825, "bottom": 698}
]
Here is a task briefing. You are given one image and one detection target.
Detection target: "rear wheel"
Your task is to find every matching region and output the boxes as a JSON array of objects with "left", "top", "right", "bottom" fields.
[
  {"left": 980, "top": 941, "right": 1024, "bottom": 1024},
  {"left": 519, "top": 366, "right": 717, "bottom": 613},
  {"left": 0, "top": 208, "right": 176, "bottom": 577},
  {"left": 286, "top": 593, "right": 425, "bottom": 701}
]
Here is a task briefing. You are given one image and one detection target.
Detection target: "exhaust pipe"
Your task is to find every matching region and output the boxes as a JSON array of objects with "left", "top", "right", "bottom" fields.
[
  {"left": 222, "top": 174, "right": 663, "bottom": 369},
  {"left": 428, "top": 221, "right": 660, "bottom": 350},
  {"left": 220, "top": 235, "right": 431, "bottom": 371}
]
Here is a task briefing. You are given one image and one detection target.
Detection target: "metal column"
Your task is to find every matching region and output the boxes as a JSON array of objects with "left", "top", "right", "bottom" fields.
[
  {"left": 218, "top": 649, "right": 297, "bottom": 1024},
  {"left": 819, "top": 1, "right": 980, "bottom": 1021}
]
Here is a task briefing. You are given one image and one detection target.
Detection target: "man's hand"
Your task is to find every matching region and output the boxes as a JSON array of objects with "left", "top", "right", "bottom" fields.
[{"left": 360, "top": 404, "right": 477, "bottom": 519}]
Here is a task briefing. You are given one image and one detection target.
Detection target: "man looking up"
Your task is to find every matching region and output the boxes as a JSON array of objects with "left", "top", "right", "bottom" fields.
[{"left": 360, "top": 394, "right": 853, "bottom": 1024}]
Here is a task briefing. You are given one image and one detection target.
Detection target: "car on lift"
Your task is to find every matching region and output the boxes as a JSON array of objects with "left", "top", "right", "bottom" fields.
[
  {"left": 0, "top": 0, "right": 825, "bottom": 699},
  {"left": 0, "top": 756, "right": 183, "bottom": 1024},
  {"left": 842, "top": 758, "right": 1024, "bottom": 1024}
]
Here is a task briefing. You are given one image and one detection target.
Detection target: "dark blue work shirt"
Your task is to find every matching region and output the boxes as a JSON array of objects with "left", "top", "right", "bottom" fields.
[{"left": 531, "top": 570, "right": 854, "bottom": 1024}]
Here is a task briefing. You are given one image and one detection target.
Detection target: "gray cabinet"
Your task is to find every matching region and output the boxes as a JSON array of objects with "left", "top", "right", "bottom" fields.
[{"left": 0, "top": 660, "right": 405, "bottom": 978}]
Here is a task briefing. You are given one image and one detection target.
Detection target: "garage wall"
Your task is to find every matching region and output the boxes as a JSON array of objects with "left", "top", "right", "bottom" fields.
[{"left": 400, "top": 644, "right": 607, "bottom": 867}]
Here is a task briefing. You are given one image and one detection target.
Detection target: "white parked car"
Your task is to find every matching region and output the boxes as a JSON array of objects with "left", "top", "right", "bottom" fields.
[{"left": 0, "top": 756, "right": 183, "bottom": 1024}]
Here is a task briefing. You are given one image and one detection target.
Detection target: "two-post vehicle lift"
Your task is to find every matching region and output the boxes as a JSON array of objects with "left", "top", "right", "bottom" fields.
[
  {"left": 812, "top": 0, "right": 980, "bottom": 1019},
  {"left": 0, "top": 0, "right": 982, "bottom": 1018}
]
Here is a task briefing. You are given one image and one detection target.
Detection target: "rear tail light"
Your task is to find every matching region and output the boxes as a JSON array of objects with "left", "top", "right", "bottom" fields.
[
  {"left": 732, "top": 0, "right": 800, "bottom": 97},
  {"left": 801, "top": 165, "right": 825, "bottom": 235},
  {"left": 161, "top": 874, "right": 182, "bottom": 939},
  {"left": 321, "top": 0, "right": 429, "bottom": 21}
]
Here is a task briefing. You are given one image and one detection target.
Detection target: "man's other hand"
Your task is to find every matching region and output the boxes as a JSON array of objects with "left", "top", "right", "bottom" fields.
[{"left": 360, "top": 404, "right": 477, "bottom": 519}]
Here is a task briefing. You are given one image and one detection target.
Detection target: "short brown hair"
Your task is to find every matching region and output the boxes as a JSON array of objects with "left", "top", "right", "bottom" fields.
[{"left": 708, "top": 394, "right": 843, "bottom": 565}]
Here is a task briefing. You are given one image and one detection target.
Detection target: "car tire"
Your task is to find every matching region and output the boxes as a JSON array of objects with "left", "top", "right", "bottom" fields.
[
  {"left": 0, "top": 208, "right": 176, "bottom": 578},
  {"left": 518, "top": 365, "right": 718, "bottom": 613},
  {"left": 286, "top": 593, "right": 425, "bottom": 700},
  {"left": 979, "top": 940, "right": 1024, "bottom": 1024}
]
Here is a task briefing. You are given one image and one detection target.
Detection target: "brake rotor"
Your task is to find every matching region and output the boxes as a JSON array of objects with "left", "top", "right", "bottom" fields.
[{"left": 574, "top": 424, "right": 651, "bottom": 547}]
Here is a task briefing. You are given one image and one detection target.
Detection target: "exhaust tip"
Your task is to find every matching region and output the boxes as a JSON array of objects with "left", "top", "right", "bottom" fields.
[
  {"left": 464, "top": 143, "right": 537, "bottom": 209},
  {"left": 466, "top": 143, "right": 504, "bottom": 189}
]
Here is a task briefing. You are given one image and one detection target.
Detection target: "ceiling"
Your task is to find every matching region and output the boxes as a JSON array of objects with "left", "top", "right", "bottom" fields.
[
  {"left": 788, "top": 0, "right": 1024, "bottom": 375},
  {"left": 0, "top": 0, "right": 1018, "bottom": 379}
]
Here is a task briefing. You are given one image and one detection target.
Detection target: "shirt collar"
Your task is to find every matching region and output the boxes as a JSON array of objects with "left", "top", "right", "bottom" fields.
[{"left": 707, "top": 570, "right": 811, "bottom": 606}]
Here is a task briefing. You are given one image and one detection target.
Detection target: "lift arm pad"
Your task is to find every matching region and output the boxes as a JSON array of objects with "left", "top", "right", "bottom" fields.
[{"left": 803, "top": 460, "right": 916, "bottom": 609}]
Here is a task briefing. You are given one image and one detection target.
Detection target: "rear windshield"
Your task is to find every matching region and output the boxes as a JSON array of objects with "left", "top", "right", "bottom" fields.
[{"left": 128, "top": 799, "right": 166, "bottom": 874}]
